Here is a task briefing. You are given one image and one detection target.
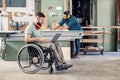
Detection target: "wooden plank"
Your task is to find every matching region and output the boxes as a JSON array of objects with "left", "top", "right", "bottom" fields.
[
  {"left": 80, "top": 48, "right": 86, "bottom": 50},
  {"left": 81, "top": 46, "right": 103, "bottom": 51},
  {"left": 80, "top": 39, "right": 109, "bottom": 43},
  {"left": 90, "top": 31, "right": 111, "bottom": 34},
  {"left": 84, "top": 33, "right": 111, "bottom": 36},
  {"left": 63, "top": 0, "right": 67, "bottom": 11},
  {"left": 82, "top": 26, "right": 120, "bottom": 29},
  {"left": 86, "top": 47, "right": 100, "bottom": 51},
  {"left": 84, "top": 31, "right": 111, "bottom": 36},
  {"left": 2, "top": 0, "right": 6, "bottom": 11}
]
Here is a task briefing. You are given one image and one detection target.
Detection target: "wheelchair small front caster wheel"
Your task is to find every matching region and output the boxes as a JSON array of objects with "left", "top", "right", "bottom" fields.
[{"left": 49, "top": 67, "right": 53, "bottom": 74}]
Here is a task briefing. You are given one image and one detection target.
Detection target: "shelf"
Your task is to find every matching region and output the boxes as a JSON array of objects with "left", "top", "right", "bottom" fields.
[
  {"left": 80, "top": 39, "right": 109, "bottom": 43},
  {"left": 84, "top": 31, "right": 111, "bottom": 36},
  {"left": 82, "top": 26, "right": 120, "bottom": 29},
  {"left": 80, "top": 26, "right": 118, "bottom": 54}
]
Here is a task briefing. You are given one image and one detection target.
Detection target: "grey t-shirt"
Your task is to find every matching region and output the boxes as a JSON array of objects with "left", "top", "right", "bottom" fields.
[{"left": 25, "top": 23, "right": 42, "bottom": 38}]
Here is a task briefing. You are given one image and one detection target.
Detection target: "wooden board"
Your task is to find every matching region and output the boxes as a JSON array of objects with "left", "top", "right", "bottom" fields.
[
  {"left": 2, "top": 0, "right": 6, "bottom": 11},
  {"left": 81, "top": 46, "right": 103, "bottom": 51},
  {"left": 82, "top": 26, "right": 120, "bottom": 29},
  {"left": 84, "top": 31, "right": 111, "bottom": 36},
  {"left": 80, "top": 39, "right": 109, "bottom": 43},
  {"left": 84, "top": 34, "right": 110, "bottom": 36}
]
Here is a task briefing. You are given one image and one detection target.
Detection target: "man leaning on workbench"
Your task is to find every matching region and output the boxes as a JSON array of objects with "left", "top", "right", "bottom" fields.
[{"left": 52, "top": 11, "right": 82, "bottom": 58}]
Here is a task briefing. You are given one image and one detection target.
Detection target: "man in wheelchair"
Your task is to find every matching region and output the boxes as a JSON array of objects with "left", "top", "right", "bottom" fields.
[{"left": 24, "top": 12, "right": 73, "bottom": 71}]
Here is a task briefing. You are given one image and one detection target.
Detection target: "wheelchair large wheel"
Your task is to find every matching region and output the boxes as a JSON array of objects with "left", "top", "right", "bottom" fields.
[{"left": 17, "top": 44, "right": 44, "bottom": 74}]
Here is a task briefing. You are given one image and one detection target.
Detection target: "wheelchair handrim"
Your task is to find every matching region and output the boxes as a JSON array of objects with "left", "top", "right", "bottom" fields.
[{"left": 17, "top": 44, "right": 44, "bottom": 74}]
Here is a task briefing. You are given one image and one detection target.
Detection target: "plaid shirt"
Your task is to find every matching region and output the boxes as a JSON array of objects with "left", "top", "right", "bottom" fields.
[{"left": 59, "top": 15, "right": 82, "bottom": 30}]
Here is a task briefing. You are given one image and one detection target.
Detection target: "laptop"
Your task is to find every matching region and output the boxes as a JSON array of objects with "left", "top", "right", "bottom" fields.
[{"left": 51, "top": 34, "right": 61, "bottom": 43}]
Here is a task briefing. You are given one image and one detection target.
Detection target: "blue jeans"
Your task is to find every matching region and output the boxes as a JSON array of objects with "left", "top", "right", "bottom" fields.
[{"left": 70, "top": 39, "right": 80, "bottom": 55}]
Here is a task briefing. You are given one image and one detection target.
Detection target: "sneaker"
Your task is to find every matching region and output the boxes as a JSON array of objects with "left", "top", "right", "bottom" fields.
[
  {"left": 63, "top": 62, "right": 66, "bottom": 64},
  {"left": 56, "top": 64, "right": 73, "bottom": 71},
  {"left": 63, "top": 64, "right": 73, "bottom": 69},
  {"left": 71, "top": 53, "right": 75, "bottom": 58}
]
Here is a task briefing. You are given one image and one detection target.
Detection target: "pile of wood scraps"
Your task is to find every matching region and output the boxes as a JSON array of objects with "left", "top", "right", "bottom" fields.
[{"left": 82, "top": 46, "right": 104, "bottom": 55}]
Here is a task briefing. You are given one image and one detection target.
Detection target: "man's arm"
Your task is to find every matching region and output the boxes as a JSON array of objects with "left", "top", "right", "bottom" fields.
[
  {"left": 25, "top": 34, "right": 49, "bottom": 42},
  {"left": 52, "top": 25, "right": 69, "bottom": 30},
  {"left": 60, "top": 26, "right": 69, "bottom": 30},
  {"left": 51, "top": 24, "right": 61, "bottom": 30},
  {"left": 25, "top": 34, "right": 38, "bottom": 42},
  {"left": 52, "top": 19, "right": 65, "bottom": 30}
]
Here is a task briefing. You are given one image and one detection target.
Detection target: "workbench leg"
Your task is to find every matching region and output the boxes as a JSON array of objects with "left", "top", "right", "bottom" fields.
[
  {"left": 83, "top": 51, "right": 87, "bottom": 55},
  {"left": 100, "top": 51, "right": 103, "bottom": 55}
]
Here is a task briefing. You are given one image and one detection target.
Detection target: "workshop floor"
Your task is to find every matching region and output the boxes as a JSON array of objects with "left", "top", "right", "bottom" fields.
[{"left": 0, "top": 52, "right": 120, "bottom": 80}]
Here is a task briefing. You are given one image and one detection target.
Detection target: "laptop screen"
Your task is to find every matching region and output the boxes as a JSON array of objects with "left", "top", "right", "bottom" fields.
[{"left": 51, "top": 34, "right": 61, "bottom": 43}]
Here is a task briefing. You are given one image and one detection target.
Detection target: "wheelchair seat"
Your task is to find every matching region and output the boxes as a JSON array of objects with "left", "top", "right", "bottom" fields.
[{"left": 17, "top": 42, "right": 55, "bottom": 74}]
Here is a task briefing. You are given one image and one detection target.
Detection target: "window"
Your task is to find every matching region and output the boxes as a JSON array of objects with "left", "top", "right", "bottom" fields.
[
  {"left": 0, "top": 0, "right": 2, "bottom": 7},
  {"left": 0, "top": 0, "right": 26, "bottom": 7},
  {"left": 10, "top": 0, "right": 26, "bottom": 7}
]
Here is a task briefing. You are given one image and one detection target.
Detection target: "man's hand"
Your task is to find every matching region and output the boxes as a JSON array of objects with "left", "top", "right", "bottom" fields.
[
  {"left": 60, "top": 26, "right": 69, "bottom": 30},
  {"left": 51, "top": 24, "right": 60, "bottom": 30},
  {"left": 38, "top": 37, "right": 50, "bottom": 42},
  {"left": 52, "top": 25, "right": 69, "bottom": 30}
]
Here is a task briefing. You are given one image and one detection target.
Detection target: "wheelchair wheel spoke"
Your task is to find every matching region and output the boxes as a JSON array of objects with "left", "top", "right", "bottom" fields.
[
  {"left": 33, "top": 64, "right": 39, "bottom": 67},
  {"left": 23, "top": 65, "right": 31, "bottom": 68}
]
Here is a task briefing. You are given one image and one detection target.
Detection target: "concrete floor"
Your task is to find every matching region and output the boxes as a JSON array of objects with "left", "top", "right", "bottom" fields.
[{"left": 0, "top": 52, "right": 120, "bottom": 80}]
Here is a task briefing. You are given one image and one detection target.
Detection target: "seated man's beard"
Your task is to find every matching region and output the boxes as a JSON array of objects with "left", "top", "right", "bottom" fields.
[{"left": 37, "top": 23, "right": 41, "bottom": 26}]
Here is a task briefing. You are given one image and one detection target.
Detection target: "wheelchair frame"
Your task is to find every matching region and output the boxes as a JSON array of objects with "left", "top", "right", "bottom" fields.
[{"left": 17, "top": 43, "right": 55, "bottom": 74}]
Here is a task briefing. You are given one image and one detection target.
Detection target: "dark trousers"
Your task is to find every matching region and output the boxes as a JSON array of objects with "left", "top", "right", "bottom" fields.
[{"left": 70, "top": 39, "right": 80, "bottom": 56}]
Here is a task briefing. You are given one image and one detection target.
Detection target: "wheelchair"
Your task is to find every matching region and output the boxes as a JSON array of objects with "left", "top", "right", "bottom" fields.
[{"left": 17, "top": 42, "right": 55, "bottom": 74}]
